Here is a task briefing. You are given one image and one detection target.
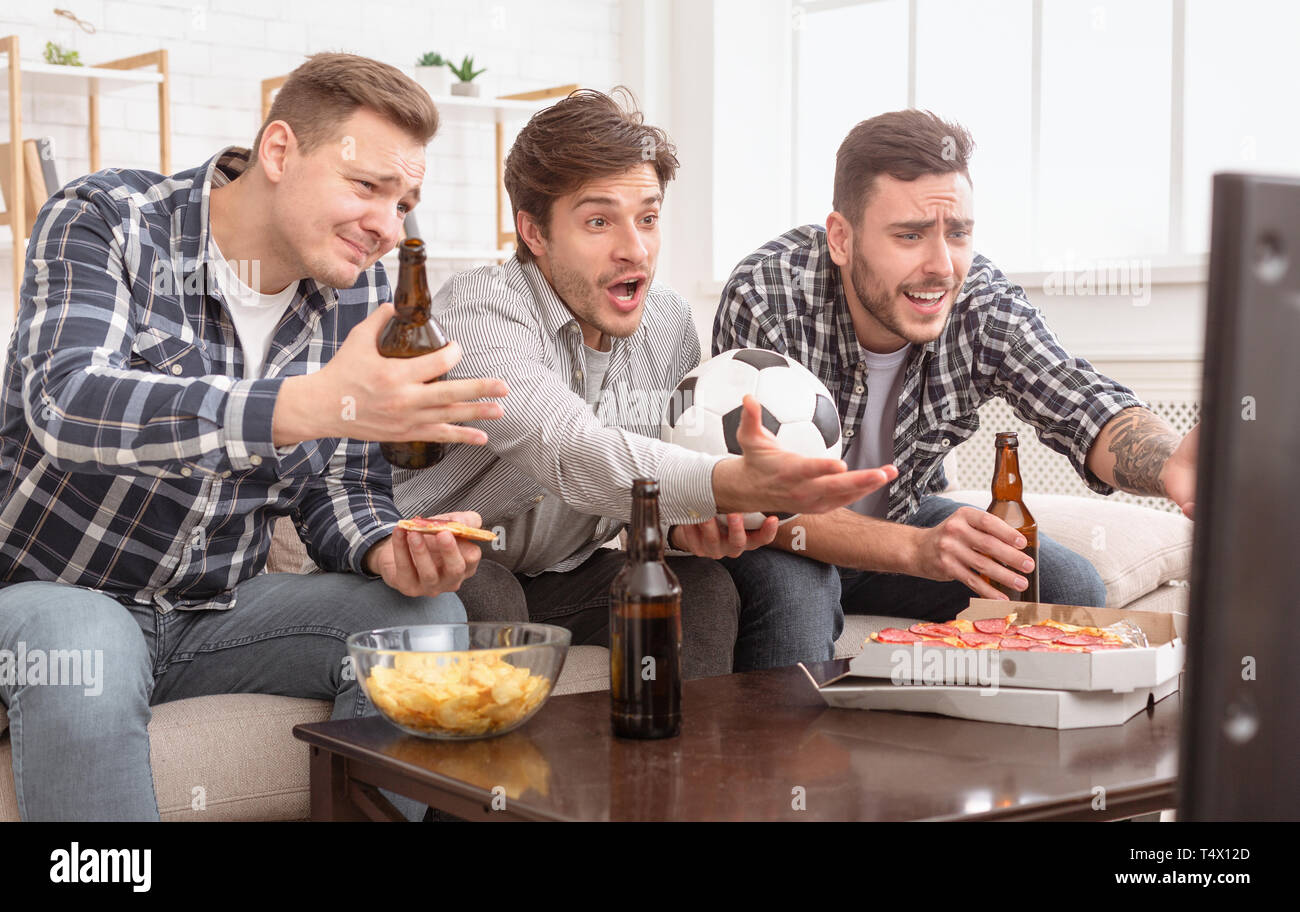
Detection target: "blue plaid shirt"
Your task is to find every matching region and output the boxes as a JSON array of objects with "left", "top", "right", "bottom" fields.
[
  {"left": 714, "top": 225, "right": 1147, "bottom": 522},
  {"left": 0, "top": 147, "right": 400, "bottom": 612}
]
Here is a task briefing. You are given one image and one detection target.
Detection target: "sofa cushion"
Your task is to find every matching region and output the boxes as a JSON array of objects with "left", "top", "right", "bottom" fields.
[
  {"left": 0, "top": 693, "right": 329, "bottom": 822},
  {"left": 265, "top": 516, "right": 318, "bottom": 574},
  {"left": 942, "top": 490, "right": 1192, "bottom": 608}
]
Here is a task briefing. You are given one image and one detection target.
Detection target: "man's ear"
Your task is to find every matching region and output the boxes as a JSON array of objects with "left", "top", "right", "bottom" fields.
[
  {"left": 257, "top": 121, "right": 296, "bottom": 184},
  {"left": 516, "top": 210, "right": 548, "bottom": 260},
  {"left": 825, "top": 210, "right": 853, "bottom": 267}
]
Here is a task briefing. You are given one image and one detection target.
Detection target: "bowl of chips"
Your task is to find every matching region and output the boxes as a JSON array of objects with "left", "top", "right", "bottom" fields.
[{"left": 349, "top": 623, "right": 571, "bottom": 740}]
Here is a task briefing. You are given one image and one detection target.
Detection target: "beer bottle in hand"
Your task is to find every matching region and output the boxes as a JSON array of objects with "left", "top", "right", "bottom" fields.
[
  {"left": 379, "top": 237, "right": 450, "bottom": 470},
  {"left": 984, "top": 432, "right": 1040, "bottom": 601},
  {"left": 610, "top": 479, "right": 683, "bottom": 739}
]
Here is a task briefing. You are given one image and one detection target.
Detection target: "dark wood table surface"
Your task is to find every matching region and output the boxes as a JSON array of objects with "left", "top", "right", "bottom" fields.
[{"left": 293, "top": 660, "right": 1180, "bottom": 821}]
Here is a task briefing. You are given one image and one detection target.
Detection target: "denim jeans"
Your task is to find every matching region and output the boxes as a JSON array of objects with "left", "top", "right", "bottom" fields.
[
  {"left": 718, "top": 549, "right": 845, "bottom": 671},
  {"left": 0, "top": 572, "right": 464, "bottom": 821},
  {"left": 838, "top": 496, "right": 1108, "bottom": 621}
]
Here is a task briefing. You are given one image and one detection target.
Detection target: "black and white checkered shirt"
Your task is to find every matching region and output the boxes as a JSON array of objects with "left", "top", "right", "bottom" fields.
[
  {"left": 714, "top": 225, "right": 1145, "bottom": 521},
  {"left": 0, "top": 147, "right": 400, "bottom": 612}
]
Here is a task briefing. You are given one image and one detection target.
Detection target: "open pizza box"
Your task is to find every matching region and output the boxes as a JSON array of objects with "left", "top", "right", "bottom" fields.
[
  {"left": 847, "top": 600, "right": 1187, "bottom": 693},
  {"left": 800, "top": 661, "right": 1182, "bottom": 730}
]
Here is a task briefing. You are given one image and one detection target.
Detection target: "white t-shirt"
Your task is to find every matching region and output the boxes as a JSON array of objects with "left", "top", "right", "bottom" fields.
[
  {"left": 843, "top": 343, "right": 912, "bottom": 518},
  {"left": 208, "top": 233, "right": 297, "bottom": 379}
]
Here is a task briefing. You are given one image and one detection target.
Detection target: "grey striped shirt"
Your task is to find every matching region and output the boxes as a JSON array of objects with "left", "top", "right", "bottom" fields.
[{"left": 392, "top": 256, "right": 723, "bottom": 575}]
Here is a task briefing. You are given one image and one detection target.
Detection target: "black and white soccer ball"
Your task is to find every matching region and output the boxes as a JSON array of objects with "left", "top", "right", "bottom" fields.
[{"left": 661, "top": 348, "right": 842, "bottom": 529}]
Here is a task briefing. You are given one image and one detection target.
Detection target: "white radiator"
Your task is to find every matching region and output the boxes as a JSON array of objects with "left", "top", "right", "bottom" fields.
[{"left": 942, "top": 397, "right": 1202, "bottom": 515}]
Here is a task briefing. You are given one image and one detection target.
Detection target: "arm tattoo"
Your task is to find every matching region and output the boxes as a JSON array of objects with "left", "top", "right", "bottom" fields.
[{"left": 1105, "top": 408, "right": 1180, "bottom": 497}]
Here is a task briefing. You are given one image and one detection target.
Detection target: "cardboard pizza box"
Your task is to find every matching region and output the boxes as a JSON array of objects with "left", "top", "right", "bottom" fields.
[
  {"left": 846, "top": 601, "right": 1187, "bottom": 693},
  {"left": 803, "top": 661, "right": 1182, "bottom": 730},
  {"left": 802, "top": 665, "right": 1180, "bottom": 768}
]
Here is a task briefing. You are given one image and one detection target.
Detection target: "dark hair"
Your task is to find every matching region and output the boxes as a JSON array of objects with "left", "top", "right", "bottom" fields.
[
  {"left": 504, "top": 87, "right": 679, "bottom": 263},
  {"left": 833, "top": 109, "right": 974, "bottom": 224},
  {"left": 252, "top": 53, "right": 439, "bottom": 160}
]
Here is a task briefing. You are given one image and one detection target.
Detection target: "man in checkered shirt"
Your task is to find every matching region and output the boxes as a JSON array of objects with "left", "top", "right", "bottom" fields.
[
  {"left": 714, "top": 110, "right": 1198, "bottom": 626},
  {"left": 0, "top": 54, "right": 508, "bottom": 821}
]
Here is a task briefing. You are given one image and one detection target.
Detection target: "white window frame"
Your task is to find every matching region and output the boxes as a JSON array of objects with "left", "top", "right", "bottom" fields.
[{"left": 779, "top": 0, "right": 1206, "bottom": 290}]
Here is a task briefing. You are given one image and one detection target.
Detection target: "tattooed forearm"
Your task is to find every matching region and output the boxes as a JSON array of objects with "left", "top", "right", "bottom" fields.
[{"left": 1099, "top": 408, "right": 1181, "bottom": 497}]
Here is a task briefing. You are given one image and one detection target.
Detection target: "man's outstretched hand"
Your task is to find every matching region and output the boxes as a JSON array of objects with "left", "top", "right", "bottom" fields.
[{"left": 711, "top": 394, "right": 898, "bottom": 518}]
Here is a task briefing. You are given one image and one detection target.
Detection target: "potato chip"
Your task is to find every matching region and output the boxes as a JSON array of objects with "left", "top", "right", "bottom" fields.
[{"left": 365, "top": 649, "right": 552, "bottom": 736}]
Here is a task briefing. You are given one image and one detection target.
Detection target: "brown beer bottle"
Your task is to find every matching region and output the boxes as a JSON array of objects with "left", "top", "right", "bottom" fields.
[
  {"left": 985, "top": 432, "right": 1040, "bottom": 601},
  {"left": 378, "top": 238, "right": 450, "bottom": 469},
  {"left": 609, "top": 479, "right": 683, "bottom": 739}
]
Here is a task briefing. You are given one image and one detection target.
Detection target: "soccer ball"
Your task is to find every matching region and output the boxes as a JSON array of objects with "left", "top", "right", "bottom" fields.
[{"left": 661, "top": 348, "right": 843, "bottom": 529}]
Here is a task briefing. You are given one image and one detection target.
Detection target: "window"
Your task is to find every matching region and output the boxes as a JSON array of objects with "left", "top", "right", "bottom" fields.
[
  {"left": 1182, "top": 0, "right": 1300, "bottom": 254},
  {"left": 792, "top": 0, "right": 909, "bottom": 227},
  {"left": 711, "top": 0, "right": 1300, "bottom": 279},
  {"left": 1038, "top": 0, "right": 1173, "bottom": 262},
  {"left": 914, "top": 0, "right": 1033, "bottom": 271}
]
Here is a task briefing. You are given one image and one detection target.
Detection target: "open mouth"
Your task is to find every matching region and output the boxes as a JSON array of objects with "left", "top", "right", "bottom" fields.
[
  {"left": 902, "top": 288, "right": 949, "bottom": 313},
  {"left": 606, "top": 276, "right": 645, "bottom": 312}
]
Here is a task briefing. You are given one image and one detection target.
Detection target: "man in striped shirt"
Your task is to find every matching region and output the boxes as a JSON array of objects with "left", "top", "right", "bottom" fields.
[
  {"left": 395, "top": 90, "right": 894, "bottom": 676},
  {"left": 0, "top": 54, "right": 507, "bottom": 820},
  {"left": 714, "top": 109, "right": 1198, "bottom": 623}
]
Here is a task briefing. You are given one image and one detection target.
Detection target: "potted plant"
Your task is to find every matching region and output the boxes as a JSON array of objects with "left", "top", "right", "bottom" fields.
[
  {"left": 414, "top": 51, "right": 449, "bottom": 97},
  {"left": 44, "top": 41, "right": 83, "bottom": 66},
  {"left": 448, "top": 55, "right": 486, "bottom": 97}
]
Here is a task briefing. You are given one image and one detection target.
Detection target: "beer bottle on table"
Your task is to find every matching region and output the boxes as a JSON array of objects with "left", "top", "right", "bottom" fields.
[
  {"left": 984, "top": 432, "right": 1040, "bottom": 602},
  {"left": 378, "top": 237, "right": 450, "bottom": 470},
  {"left": 610, "top": 478, "right": 683, "bottom": 739}
]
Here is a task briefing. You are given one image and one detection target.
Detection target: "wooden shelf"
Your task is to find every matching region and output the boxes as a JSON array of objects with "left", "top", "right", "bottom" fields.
[
  {"left": 17, "top": 61, "right": 164, "bottom": 94},
  {"left": 3, "top": 37, "right": 171, "bottom": 312}
]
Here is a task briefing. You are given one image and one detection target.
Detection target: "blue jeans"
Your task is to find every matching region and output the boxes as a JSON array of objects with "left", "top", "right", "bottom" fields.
[
  {"left": 0, "top": 573, "right": 464, "bottom": 821},
  {"left": 719, "top": 549, "right": 844, "bottom": 671},
  {"left": 838, "top": 496, "right": 1108, "bottom": 621}
]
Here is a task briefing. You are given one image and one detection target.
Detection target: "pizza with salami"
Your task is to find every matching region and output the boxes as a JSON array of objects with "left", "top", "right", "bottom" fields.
[
  {"left": 396, "top": 518, "right": 499, "bottom": 543},
  {"left": 869, "top": 613, "right": 1142, "bottom": 653}
]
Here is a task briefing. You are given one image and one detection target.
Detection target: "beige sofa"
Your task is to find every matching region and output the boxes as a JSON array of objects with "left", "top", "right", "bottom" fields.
[{"left": 0, "top": 492, "right": 1191, "bottom": 821}]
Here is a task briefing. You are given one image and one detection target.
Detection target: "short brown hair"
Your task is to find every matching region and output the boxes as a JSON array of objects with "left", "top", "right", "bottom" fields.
[
  {"left": 252, "top": 53, "right": 439, "bottom": 161},
  {"left": 504, "top": 87, "right": 679, "bottom": 263},
  {"left": 833, "top": 109, "right": 974, "bottom": 224}
]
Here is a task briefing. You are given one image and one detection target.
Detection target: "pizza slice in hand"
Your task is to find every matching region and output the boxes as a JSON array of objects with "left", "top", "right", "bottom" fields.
[{"left": 397, "top": 517, "right": 498, "bottom": 543}]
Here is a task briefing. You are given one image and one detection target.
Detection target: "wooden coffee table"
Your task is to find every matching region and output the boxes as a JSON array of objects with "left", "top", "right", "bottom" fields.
[{"left": 292, "top": 661, "right": 1179, "bottom": 821}]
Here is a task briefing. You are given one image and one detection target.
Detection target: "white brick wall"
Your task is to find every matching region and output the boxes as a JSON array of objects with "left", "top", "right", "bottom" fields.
[{"left": 0, "top": 0, "right": 624, "bottom": 325}]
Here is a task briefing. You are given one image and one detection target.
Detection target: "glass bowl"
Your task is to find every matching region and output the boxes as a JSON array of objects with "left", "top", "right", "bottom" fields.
[{"left": 348, "top": 623, "right": 571, "bottom": 740}]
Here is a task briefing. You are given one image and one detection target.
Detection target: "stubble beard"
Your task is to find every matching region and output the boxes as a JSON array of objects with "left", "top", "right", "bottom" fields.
[
  {"left": 549, "top": 258, "right": 650, "bottom": 340},
  {"left": 848, "top": 247, "right": 954, "bottom": 347}
]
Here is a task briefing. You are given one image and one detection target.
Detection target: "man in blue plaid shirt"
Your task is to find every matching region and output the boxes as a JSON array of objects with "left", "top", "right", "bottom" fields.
[
  {"left": 0, "top": 54, "right": 507, "bottom": 821},
  {"left": 715, "top": 110, "right": 1198, "bottom": 632}
]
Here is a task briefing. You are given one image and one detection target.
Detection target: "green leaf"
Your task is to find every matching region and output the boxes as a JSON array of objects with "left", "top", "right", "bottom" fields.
[
  {"left": 43, "top": 41, "right": 82, "bottom": 66},
  {"left": 450, "top": 54, "right": 485, "bottom": 82}
]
